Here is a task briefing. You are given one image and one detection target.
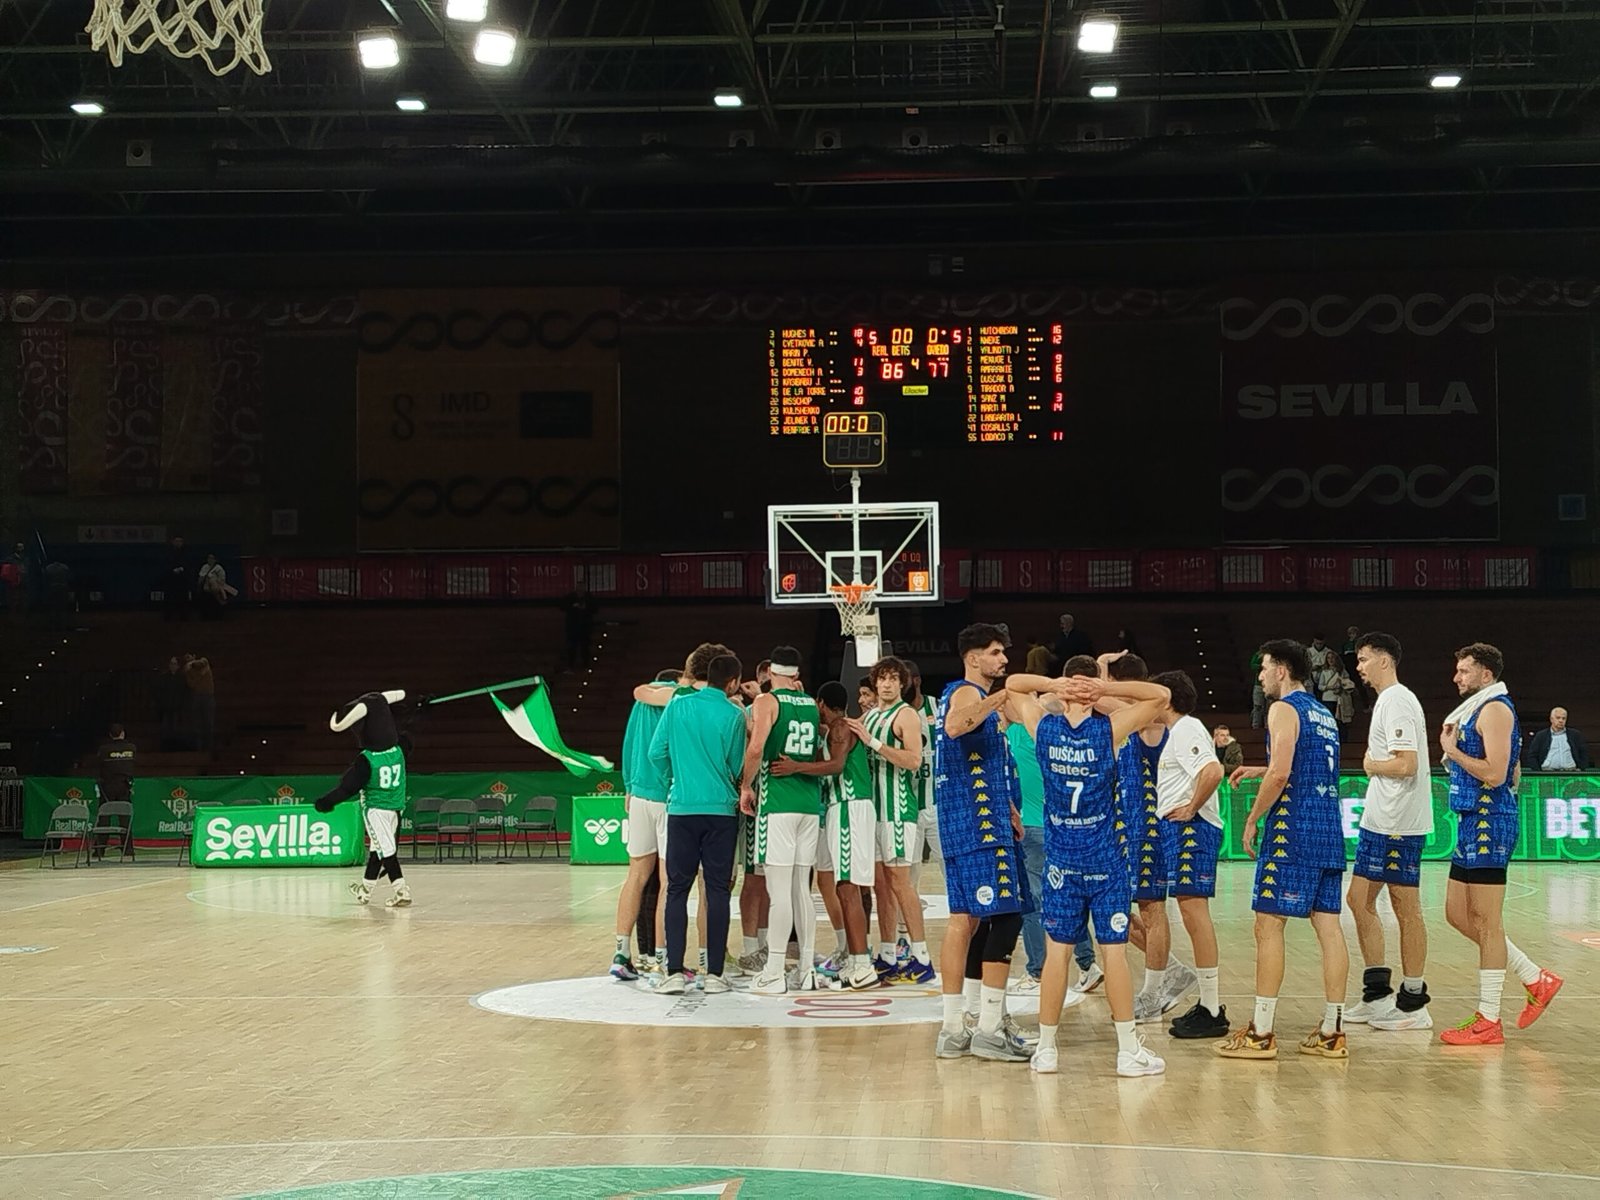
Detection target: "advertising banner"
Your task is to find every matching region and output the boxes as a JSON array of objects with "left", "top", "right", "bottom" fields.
[
  {"left": 191, "top": 803, "right": 365, "bottom": 867},
  {"left": 1219, "top": 280, "right": 1499, "bottom": 541}
]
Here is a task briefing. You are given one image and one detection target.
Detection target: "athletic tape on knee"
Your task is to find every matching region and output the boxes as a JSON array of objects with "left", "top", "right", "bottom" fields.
[{"left": 983, "top": 912, "right": 1023, "bottom": 962}]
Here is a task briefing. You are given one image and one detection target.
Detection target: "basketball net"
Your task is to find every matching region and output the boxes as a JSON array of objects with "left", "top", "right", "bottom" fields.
[
  {"left": 831, "top": 584, "right": 882, "bottom": 666},
  {"left": 88, "top": 0, "right": 272, "bottom": 76}
]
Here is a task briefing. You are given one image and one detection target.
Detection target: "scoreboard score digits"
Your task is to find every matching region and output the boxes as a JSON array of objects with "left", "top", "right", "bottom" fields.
[
  {"left": 821, "top": 410, "right": 886, "bottom": 470},
  {"left": 768, "top": 322, "right": 1067, "bottom": 444}
]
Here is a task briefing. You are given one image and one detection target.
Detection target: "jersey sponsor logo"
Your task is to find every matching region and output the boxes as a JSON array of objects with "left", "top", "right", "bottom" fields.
[
  {"left": 976, "top": 885, "right": 995, "bottom": 905},
  {"left": 1110, "top": 912, "right": 1129, "bottom": 933}
]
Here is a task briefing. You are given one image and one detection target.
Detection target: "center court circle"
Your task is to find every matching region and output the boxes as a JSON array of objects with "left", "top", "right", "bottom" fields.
[{"left": 474, "top": 975, "right": 1041, "bottom": 1029}]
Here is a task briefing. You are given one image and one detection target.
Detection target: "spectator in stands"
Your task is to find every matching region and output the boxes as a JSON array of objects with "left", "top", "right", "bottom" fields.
[
  {"left": 164, "top": 536, "right": 191, "bottom": 621},
  {"left": 1214, "top": 724, "right": 1244, "bottom": 775},
  {"left": 94, "top": 722, "right": 136, "bottom": 860},
  {"left": 1341, "top": 625, "right": 1369, "bottom": 711},
  {"left": 1249, "top": 649, "right": 1266, "bottom": 728},
  {"left": 197, "top": 553, "right": 234, "bottom": 618},
  {"left": 2, "top": 541, "right": 28, "bottom": 619},
  {"left": 1525, "top": 708, "right": 1591, "bottom": 772},
  {"left": 185, "top": 653, "right": 216, "bottom": 753},
  {"left": 1051, "top": 612, "right": 1092, "bottom": 665},
  {"left": 158, "top": 656, "right": 188, "bottom": 750},
  {"left": 1025, "top": 634, "right": 1053, "bottom": 676},
  {"left": 561, "top": 582, "right": 598, "bottom": 669},
  {"left": 1314, "top": 647, "right": 1356, "bottom": 733}
]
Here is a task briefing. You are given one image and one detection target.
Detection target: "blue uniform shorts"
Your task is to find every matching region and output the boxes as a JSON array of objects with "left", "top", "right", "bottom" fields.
[
  {"left": 945, "top": 845, "right": 1031, "bottom": 918},
  {"left": 1452, "top": 807, "right": 1518, "bottom": 871},
  {"left": 1041, "top": 862, "right": 1133, "bottom": 945},
  {"left": 1353, "top": 828, "right": 1425, "bottom": 888},
  {"left": 1161, "top": 817, "right": 1222, "bottom": 898},
  {"left": 1253, "top": 856, "right": 1344, "bottom": 918}
]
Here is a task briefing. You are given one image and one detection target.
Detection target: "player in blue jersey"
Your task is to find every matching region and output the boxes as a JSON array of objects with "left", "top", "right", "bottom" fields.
[
  {"left": 1219, "top": 639, "right": 1350, "bottom": 1061},
  {"left": 1007, "top": 658, "right": 1172, "bottom": 1078},
  {"left": 1438, "top": 642, "right": 1563, "bottom": 1044},
  {"left": 933, "top": 623, "right": 1035, "bottom": 1064}
]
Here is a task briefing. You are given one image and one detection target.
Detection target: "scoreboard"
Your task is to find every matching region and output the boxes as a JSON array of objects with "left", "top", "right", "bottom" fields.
[{"left": 768, "top": 323, "right": 1067, "bottom": 444}]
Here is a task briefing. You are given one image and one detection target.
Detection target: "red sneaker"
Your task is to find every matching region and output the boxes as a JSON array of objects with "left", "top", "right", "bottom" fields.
[
  {"left": 1516, "top": 969, "right": 1564, "bottom": 1030},
  {"left": 1440, "top": 1013, "right": 1505, "bottom": 1046}
]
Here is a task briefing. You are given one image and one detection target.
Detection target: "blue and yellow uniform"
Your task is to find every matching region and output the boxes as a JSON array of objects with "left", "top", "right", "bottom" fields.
[
  {"left": 1253, "top": 690, "right": 1345, "bottom": 918},
  {"left": 1123, "top": 730, "right": 1169, "bottom": 902},
  {"left": 1036, "top": 711, "right": 1133, "bottom": 945},
  {"left": 1448, "top": 694, "right": 1522, "bottom": 871},
  {"left": 934, "top": 681, "right": 1032, "bottom": 918}
]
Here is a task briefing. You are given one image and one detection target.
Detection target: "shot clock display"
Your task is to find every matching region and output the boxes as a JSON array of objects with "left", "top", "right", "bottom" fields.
[
  {"left": 821, "top": 410, "right": 886, "bottom": 471},
  {"left": 768, "top": 323, "right": 1067, "bottom": 444}
]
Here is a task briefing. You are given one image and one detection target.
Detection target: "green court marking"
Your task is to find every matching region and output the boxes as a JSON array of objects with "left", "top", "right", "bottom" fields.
[{"left": 246, "top": 1164, "right": 1040, "bottom": 1199}]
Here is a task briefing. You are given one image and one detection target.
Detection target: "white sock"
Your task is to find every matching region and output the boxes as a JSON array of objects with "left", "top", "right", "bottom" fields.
[
  {"left": 853, "top": 953, "right": 872, "bottom": 972},
  {"left": 1113, "top": 1019, "right": 1138, "bottom": 1055},
  {"left": 1198, "top": 966, "right": 1220, "bottom": 1015},
  {"left": 1038, "top": 1022, "right": 1058, "bottom": 1050},
  {"left": 880, "top": 941, "right": 896, "bottom": 961},
  {"left": 1142, "top": 967, "right": 1167, "bottom": 997},
  {"left": 615, "top": 934, "right": 629, "bottom": 956},
  {"left": 1253, "top": 995, "right": 1278, "bottom": 1035},
  {"left": 1504, "top": 938, "right": 1541, "bottom": 986},
  {"left": 1401, "top": 976, "right": 1425, "bottom": 994},
  {"left": 1322, "top": 1002, "right": 1343, "bottom": 1035},
  {"left": 743, "top": 936, "right": 759, "bottom": 956},
  {"left": 942, "top": 994, "right": 965, "bottom": 1034},
  {"left": 979, "top": 985, "right": 1005, "bottom": 1034},
  {"left": 832, "top": 927, "right": 847, "bottom": 955},
  {"left": 1480, "top": 969, "right": 1506, "bottom": 1022},
  {"left": 963, "top": 977, "right": 982, "bottom": 1015},
  {"left": 911, "top": 940, "right": 930, "bottom": 964},
  {"left": 698, "top": 947, "right": 708, "bottom": 972}
]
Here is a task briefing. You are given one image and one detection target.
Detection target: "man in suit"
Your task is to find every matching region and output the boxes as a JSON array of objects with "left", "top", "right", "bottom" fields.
[{"left": 1524, "top": 708, "right": 1590, "bottom": 772}]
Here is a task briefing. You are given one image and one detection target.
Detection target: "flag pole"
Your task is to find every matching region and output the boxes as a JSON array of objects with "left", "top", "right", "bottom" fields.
[{"left": 424, "top": 676, "right": 543, "bottom": 706}]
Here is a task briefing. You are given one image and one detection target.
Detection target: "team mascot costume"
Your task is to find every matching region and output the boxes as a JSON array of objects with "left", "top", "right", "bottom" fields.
[{"left": 315, "top": 689, "right": 412, "bottom": 908}]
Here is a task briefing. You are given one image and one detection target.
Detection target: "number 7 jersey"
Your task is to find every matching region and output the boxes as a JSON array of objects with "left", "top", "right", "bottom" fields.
[{"left": 759, "top": 688, "right": 823, "bottom": 815}]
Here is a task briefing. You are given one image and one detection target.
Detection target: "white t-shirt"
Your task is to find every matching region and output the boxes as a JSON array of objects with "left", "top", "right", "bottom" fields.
[
  {"left": 1155, "top": 715, "right": 1223, "bottom": 829},
  {"left": 1361, "top": 683, "right": 1434, "bottom": 836}
]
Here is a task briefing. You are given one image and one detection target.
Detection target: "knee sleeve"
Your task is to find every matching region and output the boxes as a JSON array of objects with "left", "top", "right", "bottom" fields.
[
  {"left": 381, "top": 854, "right": 403, "bottom": 883},
  {"left": 965, "top": 921, "right": 989, "bottom": 979},
  {"left": 983, "top": 912, "right": 1023, "bottom": 962},
  {"left": 363, "top": 852, "right": 383, "bottom": 882}
]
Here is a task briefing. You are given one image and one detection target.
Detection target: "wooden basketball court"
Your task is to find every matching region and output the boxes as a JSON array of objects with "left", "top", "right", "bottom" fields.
[{"left": 3, "top": 858, "right": 1596, "bottom": 1198}]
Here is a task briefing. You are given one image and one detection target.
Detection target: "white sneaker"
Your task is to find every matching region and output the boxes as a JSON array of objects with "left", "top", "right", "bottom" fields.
[
  {"left": 736, "top": 951, "right": 765, "bottom": 975},
  {"left": 1345, "top": 996, "right": 1398, "bottom": 1025},
  {"left": 1070, "top": 962, "right": 1104, "bottom": 994},
  {"left": 1116, "top": 1036, "right": 1167, "bottom": 1077},
  {"left": 652, "top": 972, "right": 688, "bottom": 995},
  {"left": 1002, "top": 1014, "right": 1039, "bottom": 1047},
  {"left": 1161, "top": 961, "right": 1199, "bottom": 1009},
  {"left": 788, "top": 967, "right": 822, "bottom": 992},
  {"left": 348, "top": 881, "right": 372, "bottom": 905},
  {"left": 935, "top": 1026, "right": 973, "bottom": 1059},
  {"left": 752, "top": 971, "right": 788, "bottom": 996},
  {"left": 384, "top": 883, "right": 412, "bottom": 908},
  {"left": 842, "top": 961, "right": 881, "bottom": 991},
  {"left": 1061, "top": 988, "right": 1088, "bottom": 1010},
  {"left": 1008, "top": 975, "right": 1042, "bottom": 996},
  {"left": 1030, "top": 1043, "right": 1060, "bottom": 1074},
  {"left": 702, "top": 974, "right": 732, "bottom": 995},
  {"left": 636, "top": 953, "right": 661, "bottom": 975},
  {"left": 1132, "top": 990, "right": 1167, "bottom": 1024},
  {"left": 1369, "top": 1006, "right": 1433, "bottom": 1031}
]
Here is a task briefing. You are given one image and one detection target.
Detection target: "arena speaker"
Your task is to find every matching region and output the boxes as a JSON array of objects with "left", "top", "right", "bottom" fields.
[{"left": 125, "top": 138, "right": 153, "bottom": 167}]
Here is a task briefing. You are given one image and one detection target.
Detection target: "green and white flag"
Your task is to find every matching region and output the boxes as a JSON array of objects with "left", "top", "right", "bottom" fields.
[{"left": 490, "top": 682, "right": 613, "bottom": 777}]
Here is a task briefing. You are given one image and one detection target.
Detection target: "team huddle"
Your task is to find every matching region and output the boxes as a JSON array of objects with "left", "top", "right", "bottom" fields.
[{"left": 602, "top": 624, "right": 1564, "bottom": 1073}]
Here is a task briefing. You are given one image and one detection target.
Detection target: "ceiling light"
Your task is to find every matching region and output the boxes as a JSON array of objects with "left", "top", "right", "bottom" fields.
[
  {"left": 70, "top": 100, "right": 104, "bottom": 116},
  {"left": 357, "top": 31, "right": 401, "bottom": 70},
  {"left": 395, "top": 96, "right": 428, "bottom": 112},
  {"left": 473, "top": 27, "right": 517, "bottom": 66},
  {"left": 446, "top": 0, "right": 489, "bottom": 20},
  {"left": 1430, "top": 72, "right": 1462, "bottom": 90},
  {"left": 713, "top": 88, "right": 745, "bottom": 109},
  {"left": 1078, "top": 16, "right": 1119, "bottom": 55},
  {"left": 1088, "top": 82, "right": 1119, "bottom": 99}
]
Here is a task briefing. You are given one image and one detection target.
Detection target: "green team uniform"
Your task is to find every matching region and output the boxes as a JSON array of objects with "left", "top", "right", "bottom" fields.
[
  {"left": 360, "top": 746, "right": 407, "bottom": 812},
  {"left": 759, "top": 689, "right": 822, "bottom": 815},
  {"left": 914, "top": 694, "right": 938, "bottom": 813},
  {"left": 863, "top": 700, "right": 918, "bottom": 825}
]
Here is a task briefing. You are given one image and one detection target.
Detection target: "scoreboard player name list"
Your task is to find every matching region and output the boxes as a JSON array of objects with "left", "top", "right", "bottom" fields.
[{"left": 768, "top": 324, "right": 1066, "bottom": 443}]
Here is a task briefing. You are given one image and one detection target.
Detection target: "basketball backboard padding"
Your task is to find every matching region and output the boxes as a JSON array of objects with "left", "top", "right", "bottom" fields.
[{"left": 767, "top": 499, "right": 940, "bottom": 607}]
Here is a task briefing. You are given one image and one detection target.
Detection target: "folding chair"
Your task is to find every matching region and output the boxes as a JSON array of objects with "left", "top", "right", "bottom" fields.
[
  {"left": 435, "top": 798, "right": 478, "bottom": 862},
  {"left": 508, "top": 795, "right": 562, "bottom": 860},
  {"left": 474, "top": 795, "right": 507, "bottom": 861},
  {"left": 84, "top": 799, "right": 134, "bottom": 866},
  {"left": 409, "top": 796, "right": 444, "bottom": 861},
  {"left": 38, "top": 802, "right": 91, "bottom": 869}
]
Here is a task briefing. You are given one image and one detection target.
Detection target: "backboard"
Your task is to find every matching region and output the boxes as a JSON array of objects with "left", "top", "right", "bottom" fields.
[{"left": 766, "top": 499, "right": 941, "bottom": 607}]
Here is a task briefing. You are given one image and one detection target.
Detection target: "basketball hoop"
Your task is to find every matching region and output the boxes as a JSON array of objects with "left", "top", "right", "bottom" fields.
[
  {"left": 831, "top": 584, "right": 882, "bottom": 667},
  {"left": 88, "top": 0, "right": 272, "bottom": 76}
]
